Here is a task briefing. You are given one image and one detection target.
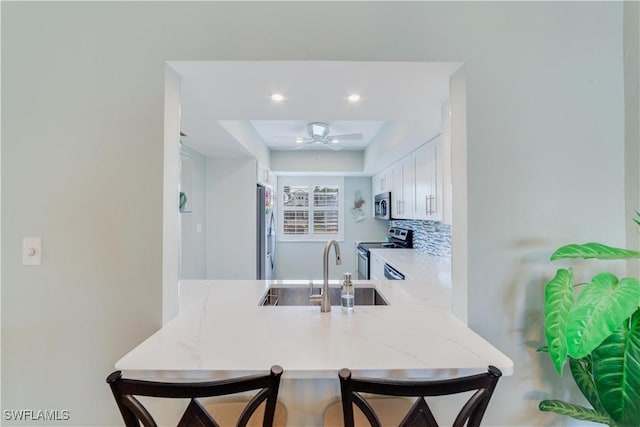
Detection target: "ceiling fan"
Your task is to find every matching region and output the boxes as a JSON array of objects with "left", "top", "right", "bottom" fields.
[{"left": 282, "top": 122, "right": 363, "bottom": 150}]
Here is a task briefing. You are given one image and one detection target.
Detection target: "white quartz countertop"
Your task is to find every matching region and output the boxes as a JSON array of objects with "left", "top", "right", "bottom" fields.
[
  {"left": 116, "top": 267, "right": 513, "bottom": 379},
  {"left": 368, "top": 248, "right": 450, "bottom": 281}
]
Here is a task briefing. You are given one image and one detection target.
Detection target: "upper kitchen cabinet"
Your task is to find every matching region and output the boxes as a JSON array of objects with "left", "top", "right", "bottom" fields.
[
  {"left": 372, "top": 168, "right": 391, "bottom": 195},
  {"left": 391, "top": 156, "right": 414, "bottom": 219},
  {"left": 414, "top": 138, "right": 442, "bottom": 221},
  {"left": 370, "top": 100, "right": 453, "bottom": 224},
  {"left": 375, "top": 133, "right": 451, "bottom": 224}
]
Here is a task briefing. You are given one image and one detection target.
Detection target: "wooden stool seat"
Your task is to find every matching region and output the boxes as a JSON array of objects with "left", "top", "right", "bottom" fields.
[
  {"left": 204, "top": 400, "right": 287, "bottom": 427},
  {"left": 324, "top": 398, "right": 414, "bottom": 426}
]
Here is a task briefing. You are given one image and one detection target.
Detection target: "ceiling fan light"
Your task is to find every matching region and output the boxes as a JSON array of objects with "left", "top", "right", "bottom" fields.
[
  {"left": 270, "top": 93, "right": 285, "bottom": 102},
  {"left": 347, "top": 94, "right": 361, "bottom": 103},
  {"left": 295, "top": 137, "right": 303, "bottom": 144},
  {"left": 309, "top": 122, "right": 329, "bottom": 138},
  {"left": 331, "top": 138, "right": 339, "bottom": 144}
]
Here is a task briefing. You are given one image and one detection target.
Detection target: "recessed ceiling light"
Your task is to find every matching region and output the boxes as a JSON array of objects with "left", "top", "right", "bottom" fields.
[
  {"left": 271, "top": 93, "right": 285, "bottom": 102},
  {"left": 331, "top": 139, "right": 339, "bottom": 144},
  {"left": 347, "top": 94, "right": 361, "bottom": 103}
]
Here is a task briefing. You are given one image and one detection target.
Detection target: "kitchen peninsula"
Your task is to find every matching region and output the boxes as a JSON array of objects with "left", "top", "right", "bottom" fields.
[{"left": 116, "top": 258, "right": 513, "bottom": 425}]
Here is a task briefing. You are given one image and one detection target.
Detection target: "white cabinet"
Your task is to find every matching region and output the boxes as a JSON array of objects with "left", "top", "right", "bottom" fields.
[
  {"left": 372, "top": 132, "right": 449, "bottom": 223},
  {"left": 387, "top": 137, "right": 443, "bottom": 221},
  {"left": 413, "top": 138, "right": 442, "bottom": 221},
  {"left": 372, "top": 169, "right": 391, "bottom": 195},
  {"left": 370, "top": 252, "right": 385, "bottom": 281},
  {"left": 391, "top": 157, "right": 414, "bottom": 219}
]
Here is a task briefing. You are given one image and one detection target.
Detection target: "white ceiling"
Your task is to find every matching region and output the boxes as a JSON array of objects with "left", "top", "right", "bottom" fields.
[{"left": 169, "top": 61, "right": 462, "bottom": 158}]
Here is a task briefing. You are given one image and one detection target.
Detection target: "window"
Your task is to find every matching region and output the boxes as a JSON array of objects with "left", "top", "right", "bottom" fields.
[{"left": 278, "top": 176, "right": 344, "bottom": 241}]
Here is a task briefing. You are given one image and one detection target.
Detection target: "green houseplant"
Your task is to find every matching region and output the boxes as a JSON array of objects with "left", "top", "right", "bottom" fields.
[{"left": 540, "top": 224, "right": 640, "bottom": 426}]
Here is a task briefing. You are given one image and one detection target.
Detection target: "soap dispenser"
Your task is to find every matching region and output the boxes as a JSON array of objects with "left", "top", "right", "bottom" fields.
[{"left": 341, "top": 272, "right": 354, "bottom": 313}]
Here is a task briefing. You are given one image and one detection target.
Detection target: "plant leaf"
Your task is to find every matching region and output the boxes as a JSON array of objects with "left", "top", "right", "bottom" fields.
[
  {"left": 592, "top": 311, "right": 640, "bottom": 426},
  {"left": 566, "top": 274, "right": 640, "bottom": 358},
  {"left": 544, "top": 268, "right": 574, "bottom": 374},
  {"left": 569, "top": 357, "right": 606, "bottom": 414},
  {"left": 551, "top": 243, "right": 640, "bottom": 261},
  {"left": 539, "top": 400, "right": 610, "bottom": 424}
]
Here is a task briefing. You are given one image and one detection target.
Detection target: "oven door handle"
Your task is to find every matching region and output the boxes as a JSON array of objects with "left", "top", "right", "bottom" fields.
[{"left": 384, "top": 263, "right": 405, "bottom": 280}]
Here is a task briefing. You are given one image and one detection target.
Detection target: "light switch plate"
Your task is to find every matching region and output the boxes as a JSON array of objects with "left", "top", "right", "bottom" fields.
[{"left": 23, "top": 237, "right": 42, "bottom": 266}]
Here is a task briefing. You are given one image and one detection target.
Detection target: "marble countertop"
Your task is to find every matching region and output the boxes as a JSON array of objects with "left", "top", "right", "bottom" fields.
[{"left": 116, "top": 266, "right": 513, "bottom": 379}]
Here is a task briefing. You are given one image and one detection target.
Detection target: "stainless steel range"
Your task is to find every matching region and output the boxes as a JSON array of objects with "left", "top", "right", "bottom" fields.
[{"left": 356, "top": 227, "right": 413, "bottom": 280}]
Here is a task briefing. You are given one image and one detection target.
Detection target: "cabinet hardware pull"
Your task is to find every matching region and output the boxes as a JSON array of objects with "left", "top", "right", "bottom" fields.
[{"left": 426, "top": 195, "right": 435, "bottom": 215}]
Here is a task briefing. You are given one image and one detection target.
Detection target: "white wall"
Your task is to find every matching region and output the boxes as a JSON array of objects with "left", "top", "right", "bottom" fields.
[
  {"left": 217, "top": 120, "right": 271, "bottom": 169},
  {"left": 163, "top": 64, "right": 181, "bottom": 323},
  {"left": 271, "top": 150, "right": 364, "bottom": 174},
  {"left": 449, "top": 66, "right": 468, "bottom": 324},
  {"left": 205, "top": 157, "right": 257, "bottom": 279},
  {"left": 364, "top": 121, "right": 432, "bottom": 175},
  {"left": 1, "top": 2, "right": 630, "bottom": 426},
  {"left": 276, "top": 177, "right": 388, "bottom": 280},
  {"left": 180, "top": 145, "right": 207, "bottom": 279},
  {"left": 625, "top": 0, "right": 640, "bottom": 277}
]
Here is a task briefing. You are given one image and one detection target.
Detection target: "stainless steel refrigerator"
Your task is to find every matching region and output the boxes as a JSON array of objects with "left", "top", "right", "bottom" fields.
[{"left": 257, "top": 184, "right": 276, "bottom": 280}]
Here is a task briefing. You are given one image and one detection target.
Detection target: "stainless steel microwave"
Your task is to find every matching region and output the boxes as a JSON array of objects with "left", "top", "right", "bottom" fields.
[{"left": 374, "top": 192, "right": 391, "bottom": 220}]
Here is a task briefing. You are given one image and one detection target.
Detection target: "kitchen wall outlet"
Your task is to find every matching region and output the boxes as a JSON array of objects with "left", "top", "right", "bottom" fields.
[
  {"left": 23, "top": 237, "right": 42, "bottom": 266},
  {"left": 195, "top": 223, "right": 202, "bottom": 234}
]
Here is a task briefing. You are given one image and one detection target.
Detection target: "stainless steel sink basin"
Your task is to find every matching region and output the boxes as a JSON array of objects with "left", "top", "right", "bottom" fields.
[{"left": 260, "top": 286, "right": 389, "bottom": 306}]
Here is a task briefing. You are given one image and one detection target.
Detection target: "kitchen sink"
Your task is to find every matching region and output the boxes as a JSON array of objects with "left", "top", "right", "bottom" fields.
[{"left": 260, "top": 286, "right": 389, "bottom": 306}]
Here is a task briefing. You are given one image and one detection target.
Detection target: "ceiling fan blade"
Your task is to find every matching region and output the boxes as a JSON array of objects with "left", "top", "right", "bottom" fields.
[
  {"left": 325, "top": 143, "right": 343, "bottom": 151},
  {"left": 274, "top": 135, "right": 310, "bottom": 140},
  {"left": 291, "top": 143, "right": 311, "bottom": 150},
  {"left": 327, "top": 133, "right": 363, "bottom": 141}
]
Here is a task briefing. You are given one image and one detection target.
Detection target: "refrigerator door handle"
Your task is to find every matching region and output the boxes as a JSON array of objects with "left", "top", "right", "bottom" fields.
[
  {"left": 270, "top": 211, "right": 277, "bottom": 271},
  {"left": 256, "top": 186, "right": 266, "bottom": 279}
]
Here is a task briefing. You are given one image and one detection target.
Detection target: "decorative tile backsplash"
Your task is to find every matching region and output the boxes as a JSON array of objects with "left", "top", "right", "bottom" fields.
[{"left": 389, "top": 220, "right": 451, "bottom": 258}]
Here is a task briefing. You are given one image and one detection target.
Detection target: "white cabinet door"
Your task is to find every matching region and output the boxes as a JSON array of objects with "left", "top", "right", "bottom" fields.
[
  {"left": 372, "top": 169, "right": 391, "bottom": 195},
  {"left": 413, "top": 138, "right": 442, "bottom": 221},
  {"left": 382, "top": 169, "right": 391, "bottom": 193},
  {"left": 401, "top": 156, "right": 414, "bottom": 218},
  {"left": 370, "top": 252, "right": 385, "bottom": 281},
  {"left": 391, "top": 161, "right": 404, "bottom": 218},
  {"left": 372, "top": 173, "right": 382, "bottom": 197},
  {"left": 391, "top": 158, "right": 414, "bottom": 219}
]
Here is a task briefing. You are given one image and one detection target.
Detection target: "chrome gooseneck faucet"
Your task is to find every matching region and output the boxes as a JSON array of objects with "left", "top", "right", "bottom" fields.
[{"left": 310, "top": 240, "right": 341, "bottom": 312}]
